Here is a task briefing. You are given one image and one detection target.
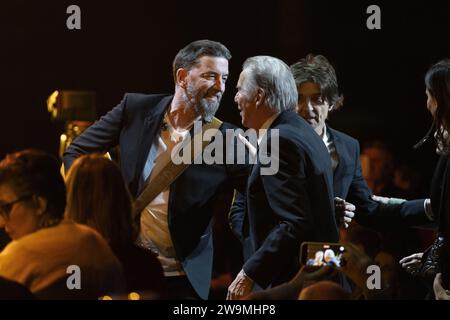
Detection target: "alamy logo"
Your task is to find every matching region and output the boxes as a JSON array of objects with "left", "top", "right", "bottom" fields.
[
  {"left": 366, "top": 5, "right": 381, "bottom": 30},
  {"left": 66, "top": 5, "right": 81, "bottom": 30},
  {"left": 366, "top": 265, "right": 381, "bottom": 290},
  {"left": 66, "top": 265, "right": 81, "bottom": 290},
  {"left": 170, "top": 120, "right": 280, "bottom": 175}
]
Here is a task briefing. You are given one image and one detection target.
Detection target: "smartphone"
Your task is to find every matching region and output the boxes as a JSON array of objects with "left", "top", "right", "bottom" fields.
[{"left": 300, "top": 242, "right": 345, "bottom": 268}]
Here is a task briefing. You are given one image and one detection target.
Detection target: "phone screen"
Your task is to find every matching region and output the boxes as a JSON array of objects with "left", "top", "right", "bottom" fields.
[{"left": 301, "top": 242, "right": 345, "bottom": 268}]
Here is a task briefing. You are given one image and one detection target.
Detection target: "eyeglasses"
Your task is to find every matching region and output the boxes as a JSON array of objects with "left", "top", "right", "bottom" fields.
[{"left": 0, "top": 195, "right": 33, "bottom": 220}]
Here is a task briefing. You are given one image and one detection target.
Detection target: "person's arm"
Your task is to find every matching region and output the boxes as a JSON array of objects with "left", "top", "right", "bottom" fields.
[
  {"left": 347, "top": 142, "right": 432, "bottom": 230},
  {"left": 226, "top": 129, "right": 253, "bottom": 242},
  {"left": 228, "top": 190, "right": 246, "bottom": 242},
  {"left": 244, "top": 266, "right": 336, "bottom": 300},
  {"left": 63, "top": 94, "right": 128, "bottom": 171},
  {"left": 433, "top": 273, "right": 450, "bottom": 300}
]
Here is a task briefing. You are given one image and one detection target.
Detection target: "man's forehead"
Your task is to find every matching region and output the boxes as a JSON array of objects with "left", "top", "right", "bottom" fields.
[
  {"left": 299, "top": 81, "right": 320, "bottom": 90},
  {"left": 194, "top": 55, "right": 228, "bottom": 72}
]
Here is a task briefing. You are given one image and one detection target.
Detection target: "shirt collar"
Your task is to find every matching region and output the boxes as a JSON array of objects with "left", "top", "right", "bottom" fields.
[
  {"left": 321, "top": 124, "right": 330, "bottom": 144},
  {"left": 257, "top": 113, "right": 280, "bottom": 145}
]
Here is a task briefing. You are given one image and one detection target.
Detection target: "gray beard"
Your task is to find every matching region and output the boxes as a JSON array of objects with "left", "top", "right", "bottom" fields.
[
  {"left": 186, "top": 83, "right": 222, "bottom": 122},
  {"left": 196, "top": 97, "right": 221, "bottom": 122}
]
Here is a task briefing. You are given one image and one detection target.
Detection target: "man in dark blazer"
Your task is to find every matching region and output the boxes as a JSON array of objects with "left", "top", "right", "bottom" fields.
[
  {"left": 290, "top": 54, "right": 432, "bottom": 232},
  {"left": 63, "top": 40, "right": 249, "bottom": 299},
  {"left": 227, "top": 56, "right": 339, "bottom": 299}
]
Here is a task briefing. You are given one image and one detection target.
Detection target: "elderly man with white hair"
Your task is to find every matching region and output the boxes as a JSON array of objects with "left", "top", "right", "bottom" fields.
[{"left": 228, "top": 56, "right": 339, "bottom": 299}]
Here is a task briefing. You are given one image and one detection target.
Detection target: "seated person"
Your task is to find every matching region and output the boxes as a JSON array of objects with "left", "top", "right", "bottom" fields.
[
  {"left": 0, "top": 149, "right": 124, "bottom": 299},
  {"left": 65, "top": 154, "right": 167, "bottom": 298}
]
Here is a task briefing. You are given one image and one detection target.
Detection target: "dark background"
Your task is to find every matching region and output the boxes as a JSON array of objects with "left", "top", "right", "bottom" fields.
[{"left": 1, "top": 0, "right": 449, "bottom": 190}]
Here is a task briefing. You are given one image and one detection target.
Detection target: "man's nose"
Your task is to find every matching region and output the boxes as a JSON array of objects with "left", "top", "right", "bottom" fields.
[
  {"left": 307, "top": 98, "right": 314, "bottom": 112},
  {"left": 234, "top": 92, "right": 239, "bottom": 104},
  {"left": 214, "top": 77, "right": 225, "bottom": 92}
]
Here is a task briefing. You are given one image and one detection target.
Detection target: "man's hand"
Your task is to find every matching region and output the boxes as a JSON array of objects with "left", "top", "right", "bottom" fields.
[
  {"left": 227, "top": 269, "right": 254, "bottom": 300},
  {"left": 433, "top": 273, "right": 450, "bottom": 300},
  {"left": 334, "top": 197, "right": 355, "bottom": 229},
  {"left": 289, "top": 265, "right": 336, "bottom": 291},
  {"left": 371, "top": 195, "right": 406, "bottom": 205},
  {"left": 399, "top": 252, "right": 423, "bottom": 276}
]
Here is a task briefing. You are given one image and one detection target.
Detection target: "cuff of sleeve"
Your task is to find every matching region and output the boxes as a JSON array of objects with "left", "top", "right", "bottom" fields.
[
  {"left": 241, "top": 269, "right": 254, "bottom": 283},
  {"left": 424, "top": 198, "right": 434, "bottom": 221}
]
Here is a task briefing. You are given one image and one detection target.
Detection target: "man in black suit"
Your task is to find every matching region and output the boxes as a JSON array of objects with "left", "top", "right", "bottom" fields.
[
  {"left": 290, "top": 54, "right": 432, "bottom": 232},
  {"left": 227, "top": 56, "right": 339, "bottom": 299},
  {"left": 63, "top": 40, "right": 249, "bottom": 299}
]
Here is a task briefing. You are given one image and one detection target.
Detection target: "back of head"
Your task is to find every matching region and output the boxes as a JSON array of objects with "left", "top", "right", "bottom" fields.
[
  {"left": 290, "top": 54, "right": 344, "bottom": 111},
  {"left": 172, "top": 39, "right": 231, "bottom": 84},
  {"left": 425, "top": 59, "right": 450, "bottom": 154},
  {"left": 298, "top": 281, "right": 350, "bottom": 300},
  {"left": 65, "top": 154, "right": 134, "bottom": 247},
  {"left": 0, "top": 149, "right": 66, "bottom": 222},
  {"left": 242, "top": 55, "right": 298, "bottom": 113}
]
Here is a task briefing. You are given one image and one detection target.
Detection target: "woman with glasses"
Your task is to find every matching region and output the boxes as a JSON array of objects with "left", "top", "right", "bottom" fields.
[{"left": 0, "top": 149, "right": 124, "bottom": 299}]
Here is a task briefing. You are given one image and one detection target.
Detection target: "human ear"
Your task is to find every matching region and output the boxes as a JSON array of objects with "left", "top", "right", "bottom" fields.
[
  {"left": 176, "top": 68, "right": 189, "bottom": 88},
  {"left": 33, "top": 196, "right": 48, "bottom": 216},
  {"left": 255, "top": 88, "right": 265, "bottom": 108}
]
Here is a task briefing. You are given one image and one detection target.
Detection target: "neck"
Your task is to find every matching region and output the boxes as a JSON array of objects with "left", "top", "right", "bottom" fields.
[
  {"left": 315, "top": 124, "right": 325, "bottom": 137},
  {"left": 254, "top": 107, "right": 278, "bottom": 131},
  {"left": 169, "top": 89, "right": 200, "bottom": 130}
]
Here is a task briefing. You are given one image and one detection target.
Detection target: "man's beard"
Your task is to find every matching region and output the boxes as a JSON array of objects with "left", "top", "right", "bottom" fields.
[{"left": 186, "top": 83, "right": 222, "bottom": 122}]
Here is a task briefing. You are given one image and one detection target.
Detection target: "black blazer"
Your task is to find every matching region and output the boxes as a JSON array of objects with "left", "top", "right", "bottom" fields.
[
  {"left": 327, "top": 126, "right": 430, "bottom": 230},
  {"left": 430, "top": 154, "right": 450, "bottom": 284},
  {"left": 230, "top": 111, "right": 339, "bottom": 289},
  {"left": 63, "top": 93, "right": 249, "bottom": 299},
  {"left": 430, "top": 154, "right": 450, "bottom": 237}
]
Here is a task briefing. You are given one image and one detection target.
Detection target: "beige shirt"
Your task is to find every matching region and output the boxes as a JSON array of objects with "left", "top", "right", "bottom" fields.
[
  {"left": 137, "top": 113, "right": 200, "bottom": 277},
  {"left": 0, "top": 221, "right": 124, "bottom": 299}
]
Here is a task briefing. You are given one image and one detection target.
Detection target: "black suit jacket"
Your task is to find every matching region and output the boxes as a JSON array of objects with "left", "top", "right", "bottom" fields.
[
  {"left": 430, "top": 154, "right": 450, "bottom": 283},
  {"left": 230, "top": 111, "right": 338, "bottom": 288},
  {"left": 327, "top": 126, "right": 430, "bottom": 230},
  {"left": 63, "top": 93, "right": 249, "bottom": 299}
]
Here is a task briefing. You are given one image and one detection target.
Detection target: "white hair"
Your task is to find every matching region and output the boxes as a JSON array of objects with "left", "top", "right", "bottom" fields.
[{"left": 242, "top": 56, "right": 298, "bottom": 113}]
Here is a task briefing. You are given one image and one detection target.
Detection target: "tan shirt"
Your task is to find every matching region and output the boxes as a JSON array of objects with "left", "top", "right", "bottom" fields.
[{"left": 0, "top": 221, "right": 124, "bottom": 299}]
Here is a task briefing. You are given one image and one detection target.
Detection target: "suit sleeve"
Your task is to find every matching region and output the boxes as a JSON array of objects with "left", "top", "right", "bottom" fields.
[
  {"left": 348, "top": 141, "right": 431, "bottom": 230},
  {"left": 243, "top": 136, "right": 313, "bottom": 288},
  {"left": 226, "top": 130, "right": 252, "bottom": 242},
  {"left": 228, "top": 190, "right": 246, "bottom": 242},
  {"left": 63, "top": 94, "right": 128, "bottom": 172}
]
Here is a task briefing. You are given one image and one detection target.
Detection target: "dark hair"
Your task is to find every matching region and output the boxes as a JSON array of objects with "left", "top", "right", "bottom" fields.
[
  {"left": 65, "top": 154, "right": 135, "bottom": 248},
  {"left": 290, "top": 54, "right": 344, "bottom": 111},
  {"left": 425, "top": 59, "right": 450, "bottom": 154},
  {"left": 172, "top": 39, "right": 231, "bottom": 83},
  {"left": 0, "top": 149, "right": 66, "bottom": 220}
]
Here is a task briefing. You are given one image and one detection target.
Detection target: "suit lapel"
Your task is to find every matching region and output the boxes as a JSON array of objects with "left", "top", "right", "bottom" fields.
[
  {"left": 133, "top": 95, "right": 172, "bottom": 193},
  {"left": 328, "top": 126, "right": 345, "bottom": 197},
  {"left": 247, "top": 118, "right": 275, "bottom": 191}
]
